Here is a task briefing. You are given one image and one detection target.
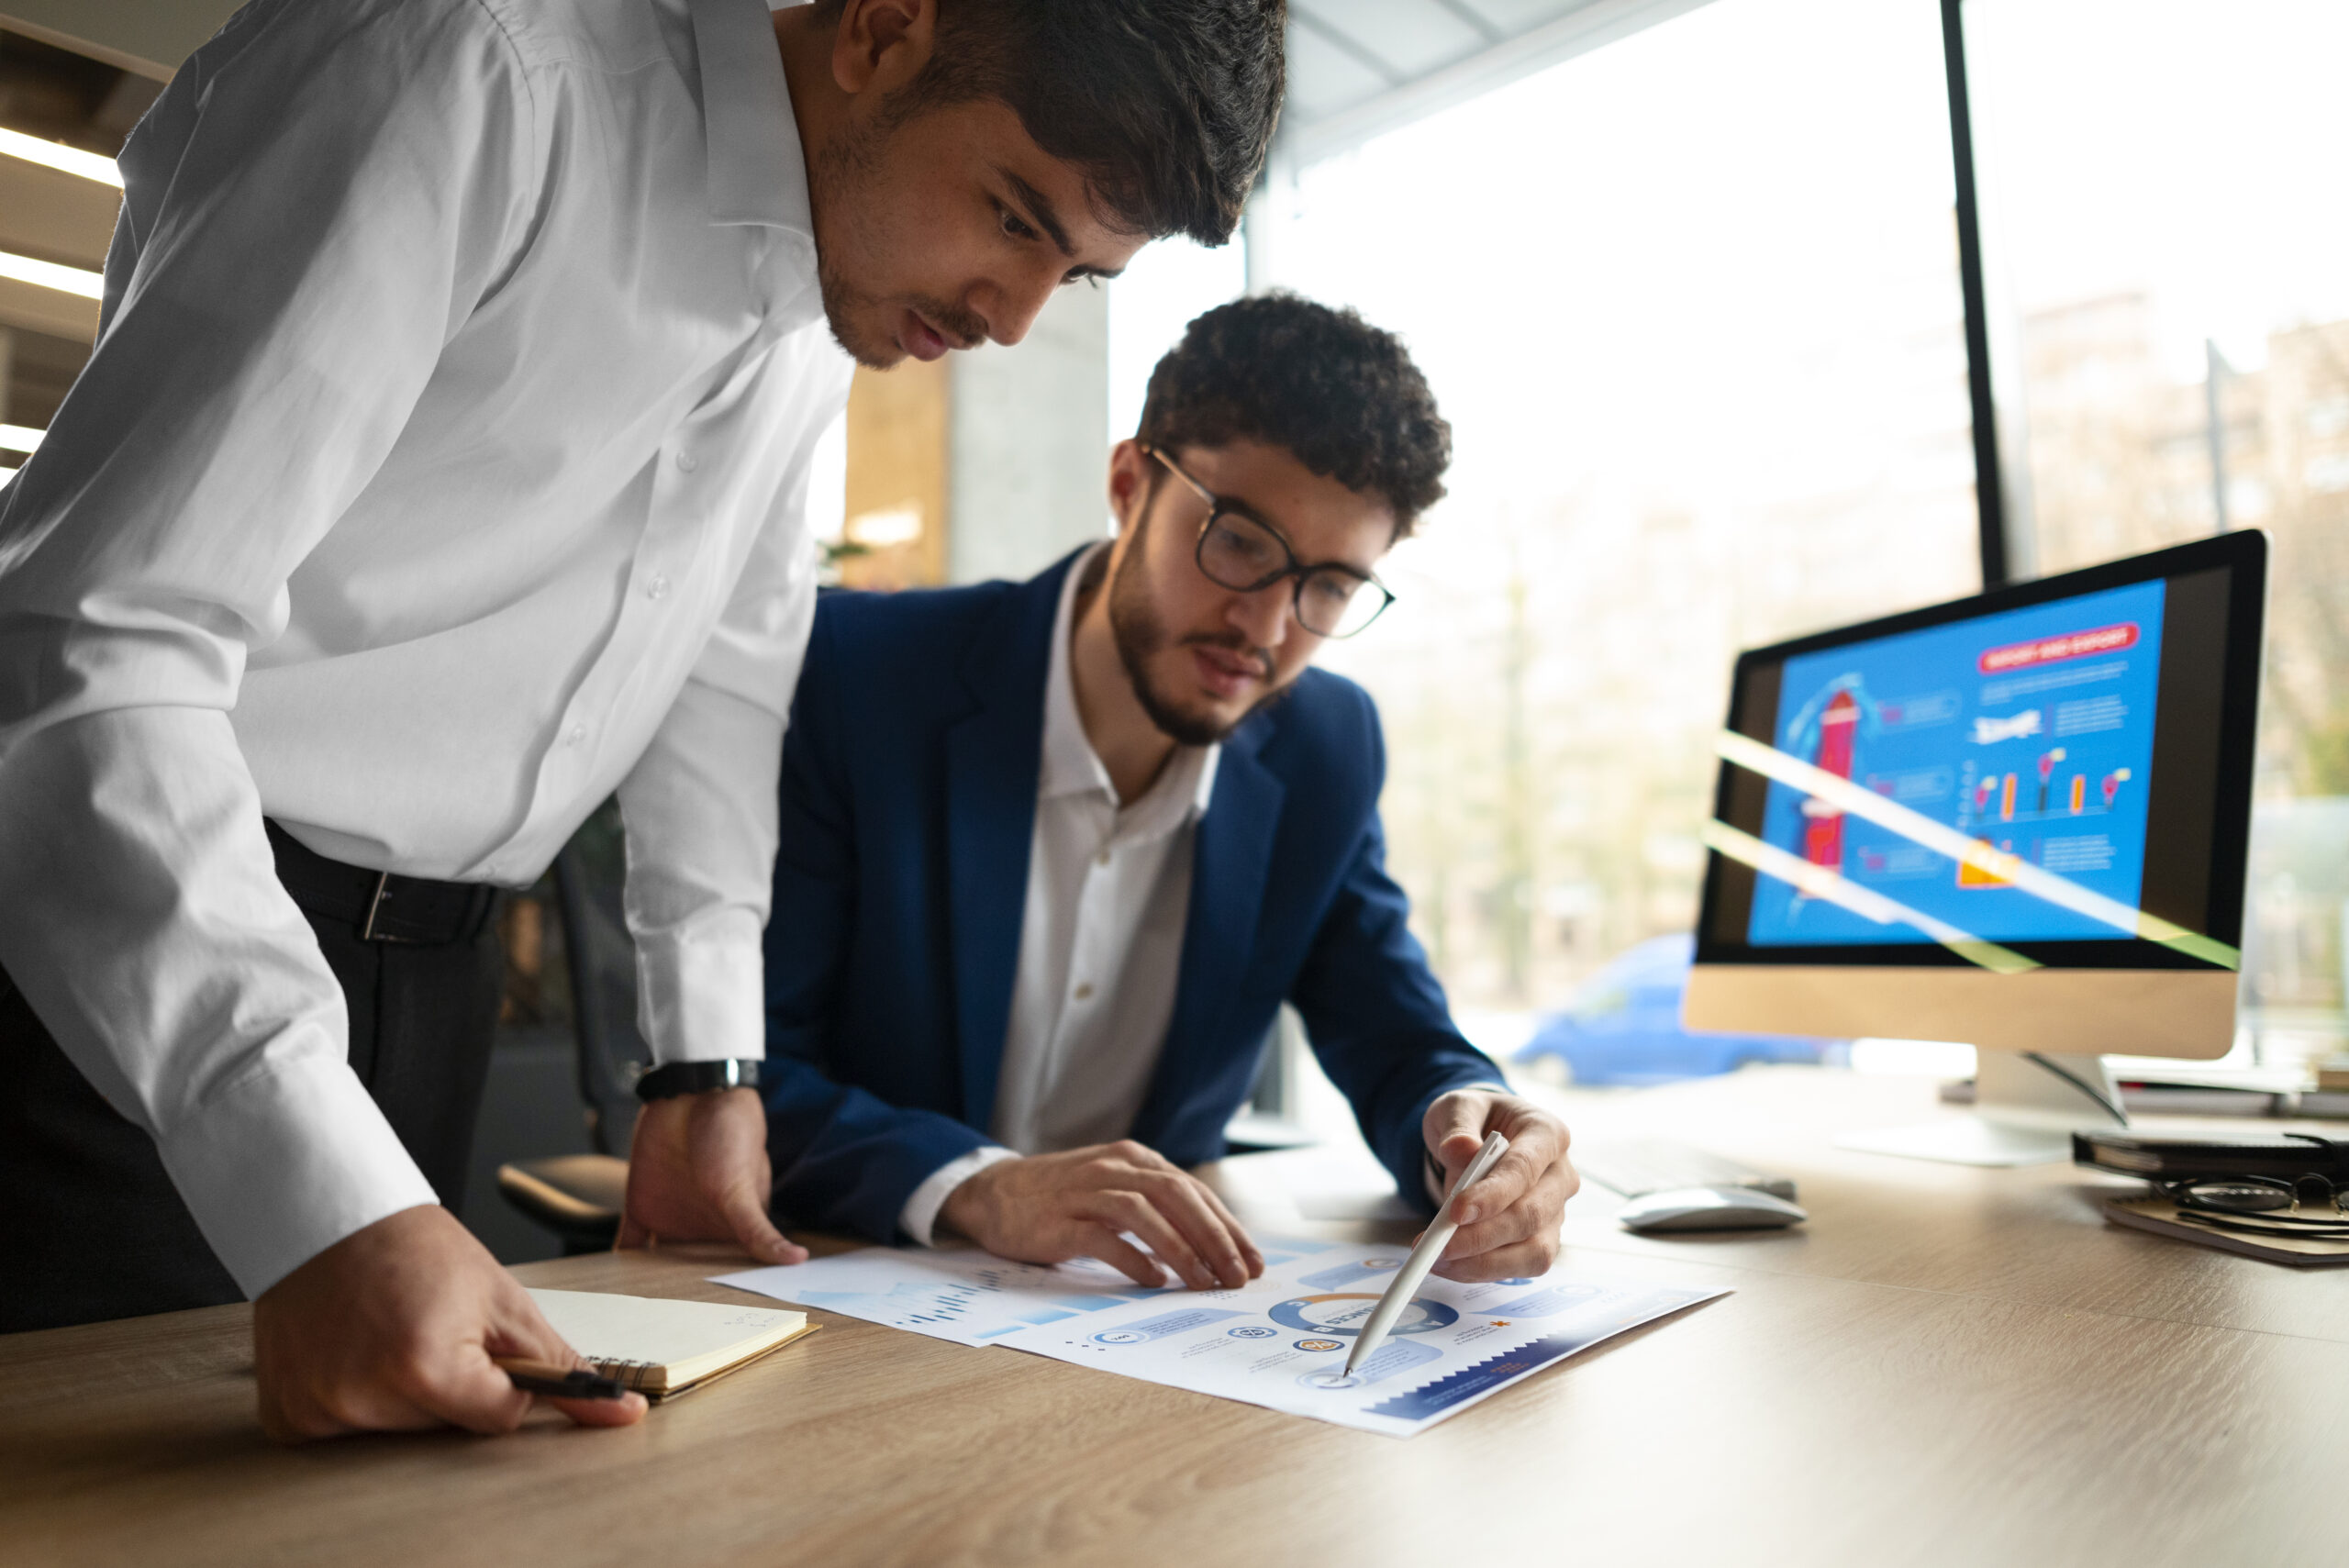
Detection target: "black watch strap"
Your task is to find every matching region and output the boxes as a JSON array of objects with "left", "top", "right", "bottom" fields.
[{"left": 634, "top": 1060, "right": 762, "bottom": 1102}]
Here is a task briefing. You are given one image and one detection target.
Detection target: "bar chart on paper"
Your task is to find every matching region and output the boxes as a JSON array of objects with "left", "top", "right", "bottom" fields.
[{"left": 714, "top": 1249, "right": 1174, "bottom": 1347}]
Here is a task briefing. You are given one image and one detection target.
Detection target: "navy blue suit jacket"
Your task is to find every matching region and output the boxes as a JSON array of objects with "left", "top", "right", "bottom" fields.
[{"left": 761, "top": 550, "right": 1500, "bottom": 1241}]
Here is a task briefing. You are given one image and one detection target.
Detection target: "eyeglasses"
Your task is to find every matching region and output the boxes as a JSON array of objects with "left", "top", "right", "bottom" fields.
[
  {"left": 2159, "top": 1165, "right": 2349, "bottom": 1238},
  {"left": 1141, "top": 443, "right": 1396, "bottom": 639}
]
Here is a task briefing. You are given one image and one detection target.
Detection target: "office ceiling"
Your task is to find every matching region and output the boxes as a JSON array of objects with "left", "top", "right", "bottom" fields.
[{"left": 1282, "top": 0, "right": 1717, "bottom": 166}]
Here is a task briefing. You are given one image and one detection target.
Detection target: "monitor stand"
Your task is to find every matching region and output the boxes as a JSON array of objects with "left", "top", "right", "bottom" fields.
[{"left": 1836, "top": 1050, "right": 2126, "bottom": 1167}]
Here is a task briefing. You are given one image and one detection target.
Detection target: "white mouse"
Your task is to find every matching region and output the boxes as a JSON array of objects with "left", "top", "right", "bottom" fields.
[{"left": 1617, "top": 1184, "right": 1809, "bottom": 1233}]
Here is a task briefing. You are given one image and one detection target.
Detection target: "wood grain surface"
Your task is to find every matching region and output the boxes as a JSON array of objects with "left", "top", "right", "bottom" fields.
[{"left": 5, "top": 1069, "right": 2344, "bottom": 1568}]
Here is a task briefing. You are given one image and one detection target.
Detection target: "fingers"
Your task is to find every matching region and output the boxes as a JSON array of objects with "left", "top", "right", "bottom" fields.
[
  {"left": 722, "top": 1184, "right": 807, "bottom": 1266},
  {"left": 1194, "top": 1179, "right": 1265, "bottom": 1278},
  {"left": 487, "top": 1285, "right": 650, "bottom": 1430},
  {"left": 1133, "top": 1171, "right": 1253, "bottom": 1288},
  {"left": 1082, "top": 1226, "right": 1172, "bottom": 1289},
  {"left": 1453, "top": 1146, "right": 1541, "bottom": 1226},
  {"left": 1425, "top": 1091, "right": 1494, "bottom": 1182},
  {"left": 1085, "top": 1189, "right": 1218, "bottom": 1290},
  {"left": 614, "top": 1210, "right": 653, "bottom": 1251},
  {"left": 549, "top": 1390, "right": 651, "bottom": 1427},
  {"left": 1434, "top": 1232, "right": 1561, "bottom": 1284}
]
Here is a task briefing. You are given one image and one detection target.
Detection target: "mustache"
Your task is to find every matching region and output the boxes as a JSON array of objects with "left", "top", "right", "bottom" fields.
[
  {"left": 910, "top": 295, "right": 988, "bottom": 350},
  {"left": 1181, "top": 630, "right": 1274, "bottom": 683}
]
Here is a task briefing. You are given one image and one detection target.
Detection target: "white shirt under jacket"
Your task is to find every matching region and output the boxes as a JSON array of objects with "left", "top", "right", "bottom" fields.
[
  {"left": 898, "top": 546, "right": 1220, "bottom": 1245},
  {"left": 0, "top": 0, "right": 852, "bottom": 1296}
]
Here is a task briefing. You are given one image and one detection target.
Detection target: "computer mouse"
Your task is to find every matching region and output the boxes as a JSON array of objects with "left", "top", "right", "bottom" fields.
[{"left": 1617, "top": 1185, "right": 1809, "bottom": 1233}]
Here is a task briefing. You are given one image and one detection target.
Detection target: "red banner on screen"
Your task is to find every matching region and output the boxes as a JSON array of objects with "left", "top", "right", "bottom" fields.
[{"left": 1977, "top": 621, "right": 2139, "bottom": 674}]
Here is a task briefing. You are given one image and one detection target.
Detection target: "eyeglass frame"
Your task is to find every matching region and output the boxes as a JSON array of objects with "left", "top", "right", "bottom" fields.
[
  {"left": 2157, "top": 1160, "right": 2349, "bottom": 1237},
  {"left": 1137, "top": 442, "right": 1397, "bottom": 639}
]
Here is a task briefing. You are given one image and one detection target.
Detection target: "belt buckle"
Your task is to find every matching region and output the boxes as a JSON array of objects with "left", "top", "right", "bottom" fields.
[{"left": 360, "top": 871, "right": 406, "bottom": 943}]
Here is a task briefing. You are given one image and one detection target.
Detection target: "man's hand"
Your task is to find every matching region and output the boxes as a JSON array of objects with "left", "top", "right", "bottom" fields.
[
  {"left": 1422, "top": 1088, "right": 1578, "bottom": 1283},
  {"left": 252, "top": 1204, "right": 648, "bottom": 1442},
  {"left": 617, "top": 1085, "right": 806, "bottom": 1264},
  {"left": 939, "top": 1140, "right": 1264, "bottom": 1291}
]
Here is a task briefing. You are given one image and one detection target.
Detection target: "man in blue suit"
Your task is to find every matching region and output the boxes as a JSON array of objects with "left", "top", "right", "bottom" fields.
[{"left": 761, "top": 295, "right": 1577, "bottom": 1291}]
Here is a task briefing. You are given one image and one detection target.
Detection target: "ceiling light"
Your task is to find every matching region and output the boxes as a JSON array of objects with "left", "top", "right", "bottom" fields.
[
  {"left": 0, "top": 250, "right": 105, "bottom": 300},
  {"left": 0, "top": 128, "right": 122, "bottom": 188}
]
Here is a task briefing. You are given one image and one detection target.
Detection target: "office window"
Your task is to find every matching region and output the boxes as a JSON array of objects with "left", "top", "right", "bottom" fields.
[
  {"left": 1234, "top": 0, "right": 1978, "bottom": 1021},
  {"left": 1966, "top": 0, "right": 2349, "bottom": 1059}
]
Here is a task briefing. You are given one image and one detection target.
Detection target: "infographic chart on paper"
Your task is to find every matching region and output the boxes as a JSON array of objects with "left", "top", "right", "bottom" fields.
[
  {"left": 1749, "top": 577, "right": 2166, "bottom": 946},
  {"left": 719, "top": 1240, "right": 1723, "bottom": 1436},
  {"left": 996, "top": 1242, "right": 1723, "bottom": 1437},
  {"left": 713, "top": 1247, "right": 1177, "bottom": 1348}
]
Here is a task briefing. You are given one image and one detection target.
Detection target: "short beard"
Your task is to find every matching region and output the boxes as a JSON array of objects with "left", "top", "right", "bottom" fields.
[
  {"left": 808, "top": 111, "right": 987, "bottom": 370},
  {"left": 1106, "top": 509, "right": 1282, "bottom": 748}
]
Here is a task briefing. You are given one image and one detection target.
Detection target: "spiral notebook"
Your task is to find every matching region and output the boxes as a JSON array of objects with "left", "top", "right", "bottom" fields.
[{"left": 527, "top": 1288, "right": 816, "bottom": 1400}]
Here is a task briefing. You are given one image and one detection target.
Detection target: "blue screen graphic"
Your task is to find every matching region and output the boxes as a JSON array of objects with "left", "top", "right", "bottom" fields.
[{"left": 1746, "top": 579, "right": 2165, "bottom": 946}]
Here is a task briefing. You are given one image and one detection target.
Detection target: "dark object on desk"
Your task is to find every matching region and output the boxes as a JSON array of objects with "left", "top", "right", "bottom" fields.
[
  {"left": 1617, "top": 1185, "right": 1809, "bottom": 1233},
  {"left": 495, "top": 1357, "right": 629, "bottom": 1400},
  {"left": 2072, "top": 1129, "right": 2349, "bottom": 1183},
  {"left": 1576, "top": 1136, "right": 1798, "bottom": 1201},
  {"left": 2103, "top": 1195, "right": 2349, "bottom": 1265},
  {"left": 1948, "top": 1076, "right": 2349, "bottom": 1120}
]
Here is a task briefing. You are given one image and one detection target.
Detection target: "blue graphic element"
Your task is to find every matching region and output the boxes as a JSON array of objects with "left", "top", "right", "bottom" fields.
[
  {"left": 1269, "top": 1295, "right": 1459, "bottom": 1336},
  {"left": 1750, "top": 578, "right": 2167, "bottom": 946},
  {"left": 1348, "top": 1338, "right": 1442, "bottom": 1386},
  {"left": 1489, "top": 1284, "right": 1605, "bottom": 1318},
  {"left": 1051, "top": 1295, "right": 1134, "bottom": 1312},
  {"left": 1015, "top": 1308, "right": 1074, "bottom": 1326},
  {"left": 1298, "top": 1257, "right": 1407, "bottom": 1291},
  {"left": 1227, "top": 1325, "right": 1277, "bottom": 1340},
  {"left": 1089, "top": 1307, "right": 1244, "bottom": 1346}
]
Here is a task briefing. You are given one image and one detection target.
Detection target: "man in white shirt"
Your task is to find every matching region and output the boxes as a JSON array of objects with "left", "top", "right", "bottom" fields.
[
  {"left": 0, "top": 0, "right": 1283, "bottom": 1441},
  {"left": 761, "top": 295, "right": 1580, "bottom": 1290}
]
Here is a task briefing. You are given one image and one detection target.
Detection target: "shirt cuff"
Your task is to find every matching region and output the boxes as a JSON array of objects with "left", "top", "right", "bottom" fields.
[
  {"left": 635, "top": 933, "right": 765, "bottom": 1063},
  {"left": 900, "top": 1145, "right": 1019, "bottom": 1247},
  {"left": 151, "top": 1051, "right": 440, "bottom": 1297}
]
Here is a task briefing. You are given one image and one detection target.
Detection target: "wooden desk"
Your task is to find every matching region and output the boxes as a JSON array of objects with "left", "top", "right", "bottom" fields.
[{"left": 6, "top": 1068, "right": 2345, "bottom": 1568}]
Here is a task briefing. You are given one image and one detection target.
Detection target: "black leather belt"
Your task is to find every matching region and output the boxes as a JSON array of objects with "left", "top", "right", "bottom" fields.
[{"left": 264, "top": 821, "right": 499, "bottom": 945}]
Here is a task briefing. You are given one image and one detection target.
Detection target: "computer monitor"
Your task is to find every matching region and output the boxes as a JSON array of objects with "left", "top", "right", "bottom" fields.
[{"left": 1684, "top": 530, "right": 2267, "bottom": 1164}]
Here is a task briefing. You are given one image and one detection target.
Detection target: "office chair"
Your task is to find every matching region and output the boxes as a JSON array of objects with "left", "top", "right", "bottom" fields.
[{"left": 495, "top": 808, "right": 647, "bottom": 1253}]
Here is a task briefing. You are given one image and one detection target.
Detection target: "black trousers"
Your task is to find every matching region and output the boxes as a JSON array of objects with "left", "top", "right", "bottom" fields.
[{"left": 0, "top": 837, "right": 502, "bottom": 1334}]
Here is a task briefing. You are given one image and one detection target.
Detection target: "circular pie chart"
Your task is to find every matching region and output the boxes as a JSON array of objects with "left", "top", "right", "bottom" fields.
[{"left": 1266, "top": 1294, "right": 1459, "bottom": 1337}]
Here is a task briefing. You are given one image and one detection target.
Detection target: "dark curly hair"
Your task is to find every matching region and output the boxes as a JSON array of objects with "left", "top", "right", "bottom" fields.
[
  {"left": 812, "top": 0, "right": 1285, "bottom": 246},
  {"left": 1136, "top": 294, "right": 1451, "bottom": 537}
]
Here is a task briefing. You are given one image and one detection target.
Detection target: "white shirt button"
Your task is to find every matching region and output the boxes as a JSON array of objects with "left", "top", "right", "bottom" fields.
[
  {"left": 674, "top": 450, "right": 697, "bottom": 473},
  {"left": 1073, "top": 983, "right": 1095, "bottom": 1002},
  {"left": 566, "top": 723, "right": 587, "bottom": 747},
  {"left": 646, "top": 573, "right": 670, "bottom": 600}
]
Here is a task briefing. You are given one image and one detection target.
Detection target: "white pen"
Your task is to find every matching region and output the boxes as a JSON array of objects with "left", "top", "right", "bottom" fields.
[{"left": 1342, "top": 1130, "right": 1512, "bottom": 1378}]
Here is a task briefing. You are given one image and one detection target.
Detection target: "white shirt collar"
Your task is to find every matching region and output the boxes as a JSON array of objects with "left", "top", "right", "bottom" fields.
[
  {"left": 690, "top": 0, "right": 817, "bottom": 235},
  {"left": 1041, "top": 543, "right": 1220, "bottom": 833}
]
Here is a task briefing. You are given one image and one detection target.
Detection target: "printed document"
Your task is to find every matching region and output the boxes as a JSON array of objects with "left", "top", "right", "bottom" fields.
[{"left": 717, "top": 1239, "right": 1724, "bottom": 1436}]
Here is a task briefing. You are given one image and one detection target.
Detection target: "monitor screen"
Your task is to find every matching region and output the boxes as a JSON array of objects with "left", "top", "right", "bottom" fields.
[{"left": 1698, "top": 532, "right": 2263, "bottom": 972}]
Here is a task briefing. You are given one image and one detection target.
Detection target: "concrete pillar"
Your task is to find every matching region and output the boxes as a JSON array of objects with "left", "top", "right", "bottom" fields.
[{"left": 946, "top": 283, "right": 1109, "bottom": 585}]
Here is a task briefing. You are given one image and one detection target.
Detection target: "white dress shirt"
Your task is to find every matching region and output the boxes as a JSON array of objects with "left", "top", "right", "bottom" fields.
[
  {"left": 0, "top": 0, "right": 852, "bottom": 1296},
  {"left": 899, "top": 545, "right": 1219, "bottom": 1244}
]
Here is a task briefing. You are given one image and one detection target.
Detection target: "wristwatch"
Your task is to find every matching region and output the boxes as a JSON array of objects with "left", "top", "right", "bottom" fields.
[{"left": 633, "top": 1060, "right": 762, "bottom": 1102}]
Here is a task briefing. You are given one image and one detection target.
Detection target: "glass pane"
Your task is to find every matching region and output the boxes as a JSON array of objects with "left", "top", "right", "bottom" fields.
[
  {"left": 1260, "top": 0, "right": 1983, "bottom": 1018},
  {"left": 1968, "top": 0, "right": 2349, "bottom": 1067}
]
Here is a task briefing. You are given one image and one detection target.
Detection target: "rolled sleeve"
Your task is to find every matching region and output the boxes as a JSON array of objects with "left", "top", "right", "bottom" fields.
[
  {"left": 0, "top": 0, "right": 540, "bottom": 1295},
  {"left": 619, "top": 463, "right": 825, "bottom": 1066}
]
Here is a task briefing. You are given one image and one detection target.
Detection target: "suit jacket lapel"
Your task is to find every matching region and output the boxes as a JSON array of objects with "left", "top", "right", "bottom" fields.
[
  {"left": 1131, "top": 719, "right": 1285, "bottom": 1144},
  {"left": 943, "top": 557, "right": 1075, "bottom": 1129}
]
